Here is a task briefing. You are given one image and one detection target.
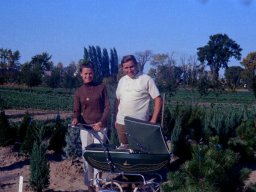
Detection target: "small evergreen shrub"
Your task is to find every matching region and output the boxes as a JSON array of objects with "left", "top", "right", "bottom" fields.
[
  {"left": 63, "top": 124, "right": 82, "bottom": 158},
  {"left": 0, "top": 110, "right": 15, "bottom": 146},
  {"left": 20, "top": 121, "right": 40, "bottom": 154},
  {"left": 48, "top": 116, "right": 69, "bottom": 153},
  {"left": 16, "top": 112, "right": 32, "bottom": 144},
  {"left": 162, "top": 136, "right": 239, "bottom": 192},
  {"left": 229, "top": 119, "right": 256, "bottom": 162},
  {"left": 29, "top": 126, "right": 50, "bottom": 192}
]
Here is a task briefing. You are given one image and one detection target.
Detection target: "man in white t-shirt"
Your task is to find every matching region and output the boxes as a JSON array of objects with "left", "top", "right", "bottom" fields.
[{"left": 115, "top": 55, "right": 162, "bottom": 149}]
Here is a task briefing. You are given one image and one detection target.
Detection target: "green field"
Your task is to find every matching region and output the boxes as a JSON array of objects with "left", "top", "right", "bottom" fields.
[
  {"left": 0, "top": 87, "right": 256, "bottom": 111},
  {"left": 171, "top": 88, "right": 256, "bottom": 105},
  {"left": 0, "top": 86, "right": 74, "bottom": 111},
  {"left": 0, "top": 86, "right": 255, "bottom": 111}
]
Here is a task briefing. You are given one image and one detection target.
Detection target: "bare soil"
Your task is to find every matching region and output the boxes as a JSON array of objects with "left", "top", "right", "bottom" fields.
[
  {"left": 1, "top": 109, "right": 87, "bottom": 192},
  {"left": 4, "top": 109, "right": 73, "bottom": 122},
  {"left": 0, "top": 146, "right": 86, "bottom": 192}
]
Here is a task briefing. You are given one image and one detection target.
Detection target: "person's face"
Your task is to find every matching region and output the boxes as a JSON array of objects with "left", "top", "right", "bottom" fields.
[
  {"left": 80, "top": 67, "right": 94, "bottom": 84},
  {"left": 122, "top": 60, "right": 138, "bottom": 78}
]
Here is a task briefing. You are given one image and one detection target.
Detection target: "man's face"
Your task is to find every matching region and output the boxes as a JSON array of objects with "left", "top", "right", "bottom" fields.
[
  {"left": 122, "top": 60, "right": 138, "bottom": 78},
  {"left": 80, "top": 67, "right": 94, "bottom": 84}
]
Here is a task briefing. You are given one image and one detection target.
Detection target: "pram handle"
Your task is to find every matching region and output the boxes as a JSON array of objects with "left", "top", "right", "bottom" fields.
[
  {"left": 68, "top": 123, "right": 116, "bottom": 172},
  {"left": 68, "top": 123, "right": 110, "bottom": 145}
]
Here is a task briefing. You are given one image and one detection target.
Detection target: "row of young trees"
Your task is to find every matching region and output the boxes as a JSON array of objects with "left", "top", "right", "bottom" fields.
[
  {"left": 1, "top": 102, "right": 255, "bottom": 191},
  {"left": 1, "top": 34, "right": 256, "bottom": 97},
  {"left": 0, "top": 46, "right": 119, "bottom": 90}
]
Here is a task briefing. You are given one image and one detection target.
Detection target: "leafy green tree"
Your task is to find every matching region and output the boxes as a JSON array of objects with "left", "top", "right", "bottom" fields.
[
  {"left": 154, "top": 65, "right": 178, "bottom": 96},
  {"left": 29, "top": 126, "right": 49, "bottom": 192},
  {"left": 20, "top": 52, "right": 53, "bottom": 87},
  {"left": 241, "top": 52, "right": 256, "bottom": 92},
  {"left": 198, "top": 73, "right": 211, "bottom": 96},
  {"left": 0, "top": 48, "right": 20, "bottom": 69},
  {"left": 63, "top": 62, "right": 78, "bottom": 93},
  {"left": 44, "top": 66, "right": 62, "bottom": 88},
  {"left": 0, "top": 48, "right": 9, "bottom": 68},
  {"left": 149, "top": 53, "right": 178, "bottom": 96},
  {"left": 241, "top": 52, "right": 256, "bottom": 71},
  {"left": 197, "top": 33, "right": 242, "bottom": 87},
  {"left": 20, "top": 62, "right": 42, "bottom": 87},
  {"left": 0, "top": 48, "right": 21, "bottom": 83},
  {"left": 7, "top": 50, "right": 21, "bottom": 69},
  {"left": 224, "top": 66, "right": 243, "bottom": 91},
  {"left": 30, "top": 52, "right": 53, "bottom": 72}
]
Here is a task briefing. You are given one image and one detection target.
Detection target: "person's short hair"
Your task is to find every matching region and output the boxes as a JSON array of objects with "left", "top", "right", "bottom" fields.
[
  {"left": 79, "top": 60, "right": 94, "bottom": 73},
  {"left": 121, "top": 55, "right": 138, "bottom": 66}
]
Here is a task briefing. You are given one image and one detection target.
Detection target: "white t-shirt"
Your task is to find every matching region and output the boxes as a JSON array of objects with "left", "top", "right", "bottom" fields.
[{"left": 116, "top": 73, "right": 160, "bottom": 125}]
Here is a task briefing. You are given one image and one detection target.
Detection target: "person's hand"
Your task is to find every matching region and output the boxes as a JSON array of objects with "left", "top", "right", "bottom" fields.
[
  {"left": 149, "top": 118, "right": 157, "bottom": 124},
  {"left": 92, "top": 121, "right": 102, "bottom": 132},
  {"left": 72, "top": 118, "right": 78, "bottom": 126}
]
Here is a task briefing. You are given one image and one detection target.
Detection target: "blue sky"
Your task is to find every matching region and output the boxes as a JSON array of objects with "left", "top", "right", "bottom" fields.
[{"left": 0, "top": 0, "right": 255, "bottom": 69}]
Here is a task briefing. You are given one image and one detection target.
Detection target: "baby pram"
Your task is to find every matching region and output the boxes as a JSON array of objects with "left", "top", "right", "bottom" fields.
[{"left": 73, "top": 116, "right": 171, "bottom": 192}]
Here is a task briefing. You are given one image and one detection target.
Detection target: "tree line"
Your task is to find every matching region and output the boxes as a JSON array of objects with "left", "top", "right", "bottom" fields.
[
  {"left": 0, "top": 46, "right": 119, "bottom": 91},
  {"left": 1, "top": 33, "right": 256, "bottom": 97}
]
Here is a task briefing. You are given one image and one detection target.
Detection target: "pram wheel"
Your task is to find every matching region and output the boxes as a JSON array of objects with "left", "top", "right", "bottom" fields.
[
  {"left": 101, "top": 181, "right": 123, "bottom": 192},
  {"left": 133, "top": 184, "right": 159, "bottom": 192}
]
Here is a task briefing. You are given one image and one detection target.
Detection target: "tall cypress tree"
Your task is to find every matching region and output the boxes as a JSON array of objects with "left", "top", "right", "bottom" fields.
[
  {"left": 110, "top": 48, "right": 118, "bottom": 76},
  {"left": 102, "top": 48, "right": 110, "bottom": 77},
  {"left": 83, "top": 47, "right": 89, "bottom": 61},
  {"left": 96, "top": 46, "right": 103, "bottom": 81},
  {"left": 83, "top": 45, "right": 118, "bottom": 82}
]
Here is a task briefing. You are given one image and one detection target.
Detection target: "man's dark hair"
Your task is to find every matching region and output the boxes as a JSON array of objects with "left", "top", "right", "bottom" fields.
[{"left": 121, "top": 55, "right": 138, "bottom": 66}]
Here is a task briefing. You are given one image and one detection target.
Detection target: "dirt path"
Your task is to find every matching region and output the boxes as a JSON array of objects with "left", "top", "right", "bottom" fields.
[{"left": 4, "top": 109, "right": 73, "bottom": 122}]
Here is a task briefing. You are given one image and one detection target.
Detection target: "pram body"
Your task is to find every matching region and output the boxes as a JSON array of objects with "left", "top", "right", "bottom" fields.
[
  {"left": 71, "top": 117, "right": 171, "bottom": 192},
  {"left": 82, "top": 116, "right": 171, "bottom": 192},
  {"left": 84, "top": 117, "right": 170, "bottom": 173}
]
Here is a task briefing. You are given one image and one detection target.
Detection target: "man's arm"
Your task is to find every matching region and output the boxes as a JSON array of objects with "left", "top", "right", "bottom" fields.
[
  {"left": 149, "top": 96, "right": 162, "bottom": 124},
  {"left": 114, "top": 99, "right": 120, "bottom": 122}
]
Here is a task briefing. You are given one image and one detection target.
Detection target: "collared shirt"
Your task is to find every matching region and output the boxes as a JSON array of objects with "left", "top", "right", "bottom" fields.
[{"left": 116, "top": 73, "right": 160, "bottom": 125}]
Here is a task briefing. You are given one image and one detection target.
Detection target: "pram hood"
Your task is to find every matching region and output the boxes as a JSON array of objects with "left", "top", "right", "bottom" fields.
[{"left": 124, "top": 116, "right": 170, "bottom": 154}]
